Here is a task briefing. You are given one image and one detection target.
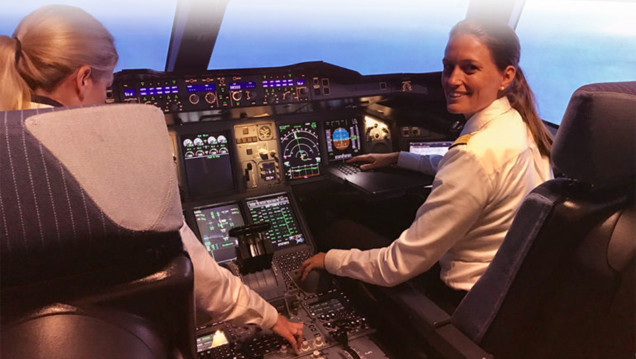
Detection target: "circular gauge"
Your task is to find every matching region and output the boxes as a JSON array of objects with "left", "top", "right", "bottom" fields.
[
  {"left": 209, "top": 148, "right": 218, "bottom": 155},
  {"left": 195, "top": 150, "right": 204, "bottom": 157},
  {"left": 207, "top": 136, "right": 218, "bottom": 145},
  {"left": 332, "top": 127, "right": 351, "bottom": 151},
  {"left": 279, "top": 122, "right": 321, "bottom": 180},
  {"left": 185, "top": 151, "right": 194, "bottom": 158},
  {"left": 258, "top": 125, "right": 273, "bottom": 140},
  {"left": 183, "top": 138, "right": 194, "bottom": 148},
  {"left": 219, "top": 147, "right": 228, "bottom": 154},
  {"left": 193, "top": 138, "right": 204, "bottom": 146},
  {"left": 217, "top": 135, "right": 227, "bottom": 144}
]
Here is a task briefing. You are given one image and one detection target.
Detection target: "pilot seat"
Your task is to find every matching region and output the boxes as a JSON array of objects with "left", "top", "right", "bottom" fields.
[
  {"left": 0, "top": 104, "right": 196, "bottom": 359},
  {"left": 350, "top": 81, "right": 635, "bottom": 359}
]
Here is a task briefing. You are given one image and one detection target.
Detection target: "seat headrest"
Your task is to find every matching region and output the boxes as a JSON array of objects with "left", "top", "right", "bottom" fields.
[
  {"left": 552, "top": 81, "right": 636, "bottom": 188},
  {"left": 1, "top": 104, "right": 184, "bottom": 285}
]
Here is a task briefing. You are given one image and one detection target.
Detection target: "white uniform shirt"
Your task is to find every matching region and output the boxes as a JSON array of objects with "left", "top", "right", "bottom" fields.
[
  {"left": 180, "top": 222, "right": 279, "bottom": 328},
  {"left": 324, "top": 97, "right": 553, "bottom": 291}
]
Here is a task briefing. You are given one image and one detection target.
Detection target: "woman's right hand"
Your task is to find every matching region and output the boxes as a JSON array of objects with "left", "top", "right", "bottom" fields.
[{"left": 347, "top": 152, "right": 399, "bottom": 171}]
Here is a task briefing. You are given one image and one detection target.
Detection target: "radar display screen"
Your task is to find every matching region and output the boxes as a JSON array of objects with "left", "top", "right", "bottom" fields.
[
  {"left": 245, "top": 193, "right": 305, "bottom": 250},
  {"left": 324, "top": 117, "right": 362, "bottom": 162},
  {"left": 278, "top": 121, "right": 321, "bottom": 180},
  {"left": 193, "top": 203, "right": 244, "bottom": 263},
  {"left": 181, "top": 132, "right": 234, "bottom": 199}
]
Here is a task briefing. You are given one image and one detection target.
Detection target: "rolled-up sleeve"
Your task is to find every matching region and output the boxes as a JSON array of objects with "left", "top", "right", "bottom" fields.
[{"left": 180, "top": 222, "right": 278, "bottom": 329}]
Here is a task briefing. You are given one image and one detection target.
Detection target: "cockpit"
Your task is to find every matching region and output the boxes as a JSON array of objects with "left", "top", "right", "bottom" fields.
[{"left": 1, "top": 1, "right": 634, "bottom": 358}]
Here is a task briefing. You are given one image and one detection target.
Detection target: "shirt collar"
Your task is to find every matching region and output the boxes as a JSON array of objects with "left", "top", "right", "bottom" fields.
[
  {"left": 460, "top": 96, "right": 513, "bottom": 136},
  {"left": 31, "top": 95, "right": 65, "bottom": 108}
]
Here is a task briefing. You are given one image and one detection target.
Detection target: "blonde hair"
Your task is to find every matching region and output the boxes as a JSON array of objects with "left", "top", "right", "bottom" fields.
[
  {"left": 0, "top": 5, "right": 118, "bottom": 110},
  {"left": 450, "top": 19, "right": 553, "bottom": 158}
]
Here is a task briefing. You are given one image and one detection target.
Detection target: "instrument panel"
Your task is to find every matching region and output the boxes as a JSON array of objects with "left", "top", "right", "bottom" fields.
[
  {"left": 112, "top": 62, "right": 458, "bottom": 359},
  {"left": 114, "top": 69, "right": 311, "bottom": 114}
]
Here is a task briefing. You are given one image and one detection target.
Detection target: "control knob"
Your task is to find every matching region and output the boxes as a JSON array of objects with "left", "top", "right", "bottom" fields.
[
  {"left": 204, "top": 91, "right": 217, "bottom": 105},
  {"left": 164, "top": 98, "right": 182, "bottom": 113},
  {"left": 266, "top": 93, "right": 279, "bottom": 104},
  {"left": 279, "top": 344, "right": 288, "bottom": 354},
  {"left": 189, "top": 93, "right": 200, "bottom": 104},
  {"left": 246, "top": 90, "right": 258, "bottom": 102},
  {"left": 231, "top": 90, "right": 243, "bottom": 102},
  {"left": 282, "top": 90, "right": 297, "bottom": 102},
  {"left": 301, "top": 340, "right": 310, "bottom": 351}
]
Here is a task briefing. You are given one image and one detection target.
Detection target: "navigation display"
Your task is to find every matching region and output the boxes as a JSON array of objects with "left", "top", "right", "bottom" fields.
[
  {"left": 278, "top": 121, "right": 321, "bottom": 180},
  {"left": 181, "top": 132, "right": 234, "bottom": 198},
  {"left": 324, "top": 117, "right": 361, "bottom": 162},
  {"left": 245, "top": 193, "right": 306, "bottom": 250},
  {"left": 193, "top": 203, "right": 244, "bottom": 263}
]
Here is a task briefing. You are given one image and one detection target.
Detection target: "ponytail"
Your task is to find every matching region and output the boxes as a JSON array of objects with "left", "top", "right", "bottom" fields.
[
  {"left": 0, "top": 5, "right": 118, "bottom": 111},
  {"left": 0, "top": 36, "right": 31, "bottom": 110},
  {"left": 506, "top": 68, "right": 553, "bottom": 158}
]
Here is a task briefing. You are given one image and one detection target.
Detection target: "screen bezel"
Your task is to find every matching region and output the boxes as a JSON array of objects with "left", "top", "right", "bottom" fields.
[
  {"left": 323, "top": 116, "right": 363, "bottom": 164},
  {"left": 178, "top": 128, "right": 237, "bottom": 200},
  {"left": 244, "top": 192, "right": 307, "bottom": 251},
  {"left": 191, "top": 201, "right": 245, "bottom": 264}
]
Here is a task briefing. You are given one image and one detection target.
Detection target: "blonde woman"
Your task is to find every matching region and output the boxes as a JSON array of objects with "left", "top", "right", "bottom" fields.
[{"left": 0, "top": 4, "right": 304, "bottom": 351}]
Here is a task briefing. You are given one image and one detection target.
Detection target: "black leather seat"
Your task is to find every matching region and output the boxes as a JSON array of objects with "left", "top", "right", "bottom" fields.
[
  {"left": 453, "top": 81, "right": 635, "bottom": 359},
  {"left": 0, "top": 104, "right": 196, "bottom": 359},
  {"left": 349, "top": 81, "right": 635, "bottom": 359}
]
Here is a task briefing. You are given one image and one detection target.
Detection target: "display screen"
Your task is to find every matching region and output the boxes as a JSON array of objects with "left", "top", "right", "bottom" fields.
[
  {"left": 324, "top": 117, "right": 362, "bottom": 162},
  {"left": 262, "top": 78, "right": 295, "bottom": 88},
  {"left": 139, "top": 85, "right": 179, "bottom": 96},
  {"left": 409, "top": 141, "right": 453, "bottom": 156},
  {"left": 123, "top": 88, "right": 136, "bottom": 97},
  {"left": 245, "top": 194, "right": 305, "bottom": 250},
  {"left": 229, "top": 81, "right": 256, "bottom": 90},
  {"left": 278, "top": 121, "right": 321, "bottom": 180},
  {"left": 193, "top": 203, "right": 244, "bottom": 263},
  {"left": 181, "top": 132, "right": 234, "bottom": 198},
  {"left": 186, "top": 83, "right": 216, "bottom": 93}
]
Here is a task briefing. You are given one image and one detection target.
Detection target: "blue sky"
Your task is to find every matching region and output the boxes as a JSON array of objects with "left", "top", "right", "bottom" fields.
[{"left": 2, "top": 0, "right": 634, "bottom": 124}]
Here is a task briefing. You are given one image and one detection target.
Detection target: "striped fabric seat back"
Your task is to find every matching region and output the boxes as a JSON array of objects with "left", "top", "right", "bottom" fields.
[{"left": 0, "top": 104, "right": 184, "bottom": 289}]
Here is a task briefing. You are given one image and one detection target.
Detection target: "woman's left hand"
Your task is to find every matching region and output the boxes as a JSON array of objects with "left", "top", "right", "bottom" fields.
[{"left": 299, "top": 252, "right": 326, "bottom": 280}]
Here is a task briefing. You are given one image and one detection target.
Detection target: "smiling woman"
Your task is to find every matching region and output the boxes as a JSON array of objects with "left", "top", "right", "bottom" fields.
[
  {"left": 300, "top": 18, "right": 554, "bottom": 314},
  {"left": 443, "top": 19, "right": 553, "bottom": 157}
]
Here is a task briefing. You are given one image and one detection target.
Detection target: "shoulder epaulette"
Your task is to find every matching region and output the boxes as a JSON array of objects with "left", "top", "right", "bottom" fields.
[{"left": 449, "top": 134, "right": 472, "bottom": 149}]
